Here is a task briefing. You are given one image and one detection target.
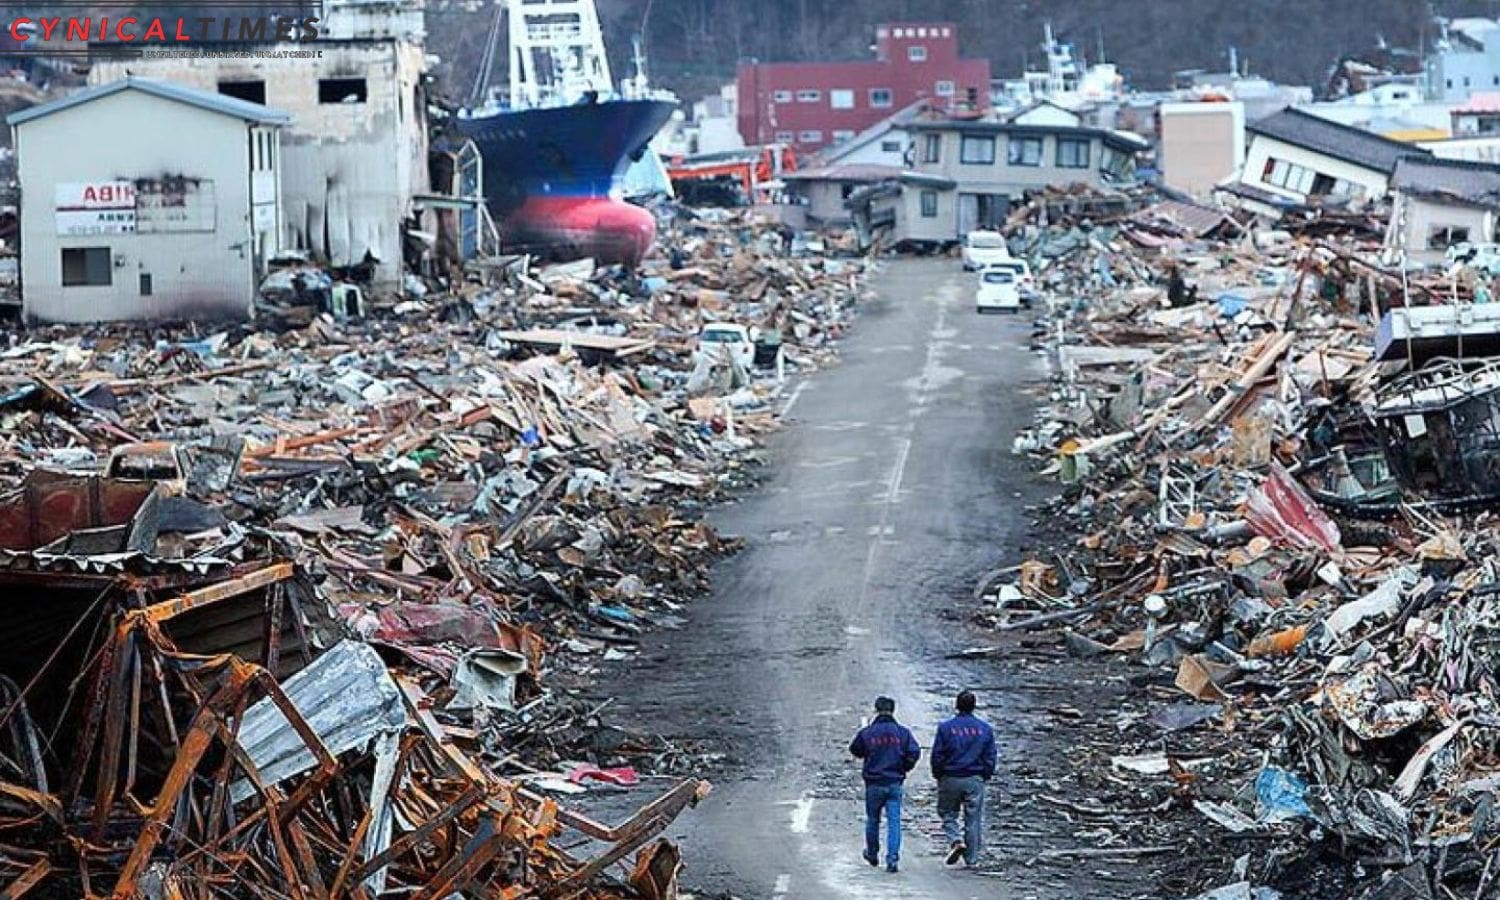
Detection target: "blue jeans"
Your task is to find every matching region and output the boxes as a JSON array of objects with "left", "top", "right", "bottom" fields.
[
  {"left": 937, "top": 775, "right": 986, "bottom": 864},
  {"left": 864, "top": 782, "right": 904, "bottom": 864}
]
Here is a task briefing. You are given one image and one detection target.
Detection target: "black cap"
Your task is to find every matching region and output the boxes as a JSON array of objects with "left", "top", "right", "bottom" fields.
[{"left": 875, "top": 696, "right": 895, "bottom": 713}]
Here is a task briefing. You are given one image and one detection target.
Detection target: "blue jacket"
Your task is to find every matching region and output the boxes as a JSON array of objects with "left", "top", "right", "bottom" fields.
[
  {"left": 932, "top": 713, "right": 997, "bottom": 780},
  {"left": 849, "top": 714, "right": 921, "bottom": 785}
]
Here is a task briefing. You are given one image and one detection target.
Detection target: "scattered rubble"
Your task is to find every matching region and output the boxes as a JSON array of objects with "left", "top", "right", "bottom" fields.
[
  {"left": 0, "top": 207, "right": 868, "bottom": 896},
  {"left": 990, "top": 185, "right": 1500, "bottom": 898}
]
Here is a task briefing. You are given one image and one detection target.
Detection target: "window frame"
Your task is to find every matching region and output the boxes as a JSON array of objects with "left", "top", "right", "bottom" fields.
[
  {"left": 773, "top": 130, "right": 795, "bottom": 143},
  {"left": 907, "top": 45, "right": 928, "bottom": 62},
  {"left": 935, "top": 80, "right": 956, "bottom": 97},
  {"left": 920, "top": 190, "right": 938, "bottom": 218},
  {"left": 61, "top": 247, "right": 112, "bottom": 287},
  {"left": 830, "top": 89, "right": 855, "bottom": 109},
  {"left": 869, "top": 88, "right": 894, "bottom": 108},
  {"left": 1007, "top": 135, "right": 1044, "bottom": 167},
  {"left": 797, "top": 129, "right": 823, "bottom": 143},
  {"left": 795, "top": 89, "right": 822, "bottom": 103},
  {"left": 960, "top": 135, "right": 997, "bottom": 165},
  {"left": 922, "top": 133, "right": 941, "bottom": 163},
  {"left": 1055, "top": 137, "right": 1091, "bottom": 169},
  {"left": 773, "top": 90, "right": 793, "bottom": 103}
]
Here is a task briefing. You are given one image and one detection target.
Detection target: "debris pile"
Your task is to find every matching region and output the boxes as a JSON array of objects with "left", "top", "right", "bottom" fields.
[
  {"left": 0, "top": 209, "right": 869, "bottom": 896},
  {"left": 993, "top": 195, "right": 1500, "bottom": 898}
]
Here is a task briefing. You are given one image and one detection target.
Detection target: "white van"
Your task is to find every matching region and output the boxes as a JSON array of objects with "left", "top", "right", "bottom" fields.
[{"left": 961, "top": 230, "right": 1011, "bottom": 271}]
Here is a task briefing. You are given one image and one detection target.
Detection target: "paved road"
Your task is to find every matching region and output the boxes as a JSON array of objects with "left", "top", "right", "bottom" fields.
[{"left": 595, "top": 257, "right": 1053, "bottom": 898}]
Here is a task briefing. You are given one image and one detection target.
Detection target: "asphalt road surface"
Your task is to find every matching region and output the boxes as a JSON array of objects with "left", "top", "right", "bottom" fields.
[{"left": 591, "top": 258, "right": 1156, "bottom": 898}]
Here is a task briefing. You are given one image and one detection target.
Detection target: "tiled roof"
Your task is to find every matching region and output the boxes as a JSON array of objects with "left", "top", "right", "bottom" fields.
[
  {"left": 1392, "top": 155, "right": 1500, "bottom": 205},
  {"left": 1247, "top": 107, "right": 1428, "bottom": 174}
]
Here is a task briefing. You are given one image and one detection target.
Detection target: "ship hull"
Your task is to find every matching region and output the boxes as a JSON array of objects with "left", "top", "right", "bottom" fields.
[{"left": 455, "top": 98, "right": 676, "bottom": 266}]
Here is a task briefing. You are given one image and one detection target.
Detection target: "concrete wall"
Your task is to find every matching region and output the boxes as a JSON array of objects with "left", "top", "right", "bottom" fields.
[
  {"left": 15, "top": 90, "right": 261, "bottom": 322},
  {"left": 788, "top": 180, "right": 855, "bottom": 223},
  {"left": 92, "top": 40, "right": 429, "bottom": 286},
  {"left": 1159, "top": 102, "right": 1243, "bottom": 199},
  {"left": 1241, "top": 133, "right": 1391, "bottom": 201},
  {"left": 826, "top": 128, "right": 911, "bottom": 167}
]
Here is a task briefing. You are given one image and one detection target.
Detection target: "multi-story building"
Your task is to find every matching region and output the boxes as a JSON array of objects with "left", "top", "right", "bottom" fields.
[
  {"left": 736, "top": 23, "right": 990, "bottom": 154},
  {"left": 89, "top": 0, "right": 431, "bottom": 288}
]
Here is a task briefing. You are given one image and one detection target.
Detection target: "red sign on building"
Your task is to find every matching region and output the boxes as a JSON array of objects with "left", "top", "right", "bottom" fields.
[{"left": 736, "top": 23, "right": 991, "bottom": 153}]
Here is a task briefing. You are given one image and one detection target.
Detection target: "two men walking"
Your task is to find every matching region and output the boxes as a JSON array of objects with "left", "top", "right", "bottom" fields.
[{"left": 847, "top": 691, "right": 997, "bottom": 873}]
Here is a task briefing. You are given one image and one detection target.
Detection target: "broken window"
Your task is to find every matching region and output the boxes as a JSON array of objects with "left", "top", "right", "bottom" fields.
[
  {"left": 1428, "top": 225, "right": 1472, "bottom": 250},
  {"left": 61, "top": 247, "right": 111, "bottom": 287},
  {"left": 961, "top": 135, "right": 996, "bottom": 165},
  {"left": 318, "top": 77, "right": 367, "bottom": 104},
  {"left": 1056, "top": 138, "right": 1090, "bottom": 169},
  {"left": 219, "top": 79, "right": 266, "bottom": 104},
  {"left": 1007, "top": 135, "right": 1043, "bottom": 166}
]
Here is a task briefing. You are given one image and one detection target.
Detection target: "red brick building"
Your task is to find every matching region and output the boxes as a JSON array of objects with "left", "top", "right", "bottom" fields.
[{"left": 736, "top": 23, "right": 991, "bottom": 154}]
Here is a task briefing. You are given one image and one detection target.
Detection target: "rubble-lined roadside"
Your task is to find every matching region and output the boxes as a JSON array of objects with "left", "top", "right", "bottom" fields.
[
  {"left": 977, "top": 185, "right": 1500, "bottom": 899},
  {"left": 0, "top": 208, "right": 868, "bottom": 897}
]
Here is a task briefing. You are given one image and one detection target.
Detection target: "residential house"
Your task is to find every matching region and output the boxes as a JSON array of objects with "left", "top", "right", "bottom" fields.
[
  {"left": 7, "top": 78, "right": 286, "bottom": 323},
  {"left": 780, "top": 164, "right": 908, "bottom": 224},
  {"left": 819, "top": 101, "right": 931, "bottom": 167},
  {"left": 1158, "top": 100, "right": 1245, "bottom": 199},
  {"left": 1220, "top": 107, "right": 1427, "bottom": 216},
  {"left": 1385, "top": 155, "right": 1500, "bottom": 264},
  {"left": 737, "top": 23, "right": 990, "bottom": 154},
  {"left": 905, "top": 118, "right": 1148, "bottom": 233},
  {"left": 89, "top": 0, "right": 431, "bottom": 287}
]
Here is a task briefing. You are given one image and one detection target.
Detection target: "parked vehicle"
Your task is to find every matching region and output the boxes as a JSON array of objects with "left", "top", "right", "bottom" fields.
[
  {"left": 975, "top": 269, "right": 1022, "bottom": 314},
  {"left": 961, "top": 230, "right": 1011, "bottom": 271},
  {"left": 693, "top": 323, "right": 759, "bottom": 368},
  {"left": 980, "top": 259, "right": 1038, "bottom": 306}
]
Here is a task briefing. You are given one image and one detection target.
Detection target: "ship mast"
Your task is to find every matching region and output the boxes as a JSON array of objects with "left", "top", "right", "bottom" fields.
[{"left": 506, "top": 0, "right": 614, "bottom": 109}]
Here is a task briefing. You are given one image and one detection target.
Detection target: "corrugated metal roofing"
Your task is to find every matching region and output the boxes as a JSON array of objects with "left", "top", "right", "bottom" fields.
[
  {"left": 1247, "top": 107, "right": 1428, "bottom": 174},
  {"left": 7, "top": 77, "right": 290, "bottom": 126}
]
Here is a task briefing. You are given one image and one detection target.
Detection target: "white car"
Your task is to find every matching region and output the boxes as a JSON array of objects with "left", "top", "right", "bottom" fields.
[
  {"left": 975, "top": 269, "right": 1022, "bottom": 314},
  {"left": 961, "top": 230, "right": 1011, "bottom": 271},
  {"left": 693, "top": 322, "right": 758, "bottom": 369},
  {"left": 981, "top": 259, "right": 1038, "bottom": 305}
]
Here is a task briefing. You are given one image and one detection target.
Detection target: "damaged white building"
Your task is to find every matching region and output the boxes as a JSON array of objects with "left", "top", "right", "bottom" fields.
[{"left": 90, "top": 0, "right": 431, "bottom": 287}]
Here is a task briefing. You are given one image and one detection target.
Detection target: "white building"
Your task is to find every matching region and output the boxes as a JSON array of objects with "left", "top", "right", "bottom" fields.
[
  {"left": 90, "top": 0, "right": 430, "bottom": 287},
  {"left": 1220, "top": 107, "right": 1424, "bottom": 216},
  {"left": 8, "top": 78, "right": 285, "bottom": 323},
  {"left": 1428, "top": 18, "right": 1500, "bottom": 102}
]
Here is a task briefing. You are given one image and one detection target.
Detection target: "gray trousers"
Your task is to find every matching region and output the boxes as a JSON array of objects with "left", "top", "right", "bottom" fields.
[{"left": 937, "top": 775, "right": 986, "bottom": 864}]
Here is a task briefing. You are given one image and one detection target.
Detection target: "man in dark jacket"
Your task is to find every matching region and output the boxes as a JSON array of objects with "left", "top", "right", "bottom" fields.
[
  {"left": 932, "top": 690, "right": 997, "bottom": 867},
  {"left": 848, "top": 696, "right": 921, "bottom": 873}
]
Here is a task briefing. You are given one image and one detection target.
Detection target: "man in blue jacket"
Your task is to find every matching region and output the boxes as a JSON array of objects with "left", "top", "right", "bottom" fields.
[
  {"left": 931, "top": 690, "right": 997, "bottom": 867},
  {"left": 848, "top": 696, "right": 921, "bottom": 873}
]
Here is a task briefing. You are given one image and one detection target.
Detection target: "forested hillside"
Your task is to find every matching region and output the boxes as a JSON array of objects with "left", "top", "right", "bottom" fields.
[{"left": 428, "top": 0, "right": 1500, "bottom": 105}]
